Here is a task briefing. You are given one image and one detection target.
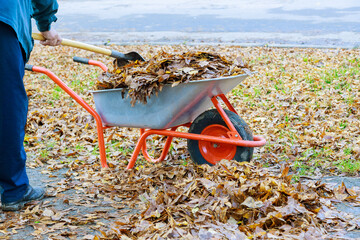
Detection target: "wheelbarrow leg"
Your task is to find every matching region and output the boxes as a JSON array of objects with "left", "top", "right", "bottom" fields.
[
  {"left": 95, "top": 122, "right": 108, "bottom": 168},
  {"left": 127, "top": 127, "right": 177, "bottom": 169},
  {"left": 127, "top": 131, "right": 149, "bottom": 169},
  {"left": 140, "top": 128, "right": 177, "bottom": 163}
]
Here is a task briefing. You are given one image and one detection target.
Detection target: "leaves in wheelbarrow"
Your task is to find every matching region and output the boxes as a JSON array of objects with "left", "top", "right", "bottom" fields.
[{"left": 96, "top": 51, "right": 250, "bottom": 105}]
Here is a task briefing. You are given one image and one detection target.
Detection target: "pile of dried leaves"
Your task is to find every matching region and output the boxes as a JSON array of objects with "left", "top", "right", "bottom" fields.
[
  {"left": 1, "top": 159, "right": 359, "bottom": 239},
  {"left": 96, "top": 51, "right": 249, "bottom": 105},
  {"left": 81, "top": 160, "right": 359, "bottom": 239}
]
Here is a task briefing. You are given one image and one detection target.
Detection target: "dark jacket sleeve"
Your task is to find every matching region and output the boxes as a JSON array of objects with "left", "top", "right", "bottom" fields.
[{"left": 31, "top": 0, "right": 59, "bottom": 32}]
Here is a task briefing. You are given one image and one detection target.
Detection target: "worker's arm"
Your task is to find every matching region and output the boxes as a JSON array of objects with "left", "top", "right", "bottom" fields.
[{"left": 31, "top": 0, "right": 61, "bottom": 46}]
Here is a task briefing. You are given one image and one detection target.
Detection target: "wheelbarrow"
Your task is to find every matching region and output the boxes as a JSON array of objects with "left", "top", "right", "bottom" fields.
[{"left": 25, "top": 57, "right": 266, "bottom": 169}]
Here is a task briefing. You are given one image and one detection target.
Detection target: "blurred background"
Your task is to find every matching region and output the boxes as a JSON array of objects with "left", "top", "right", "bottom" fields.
[{"left": 35, "top": 0, "right": 360, "bottom": 48}]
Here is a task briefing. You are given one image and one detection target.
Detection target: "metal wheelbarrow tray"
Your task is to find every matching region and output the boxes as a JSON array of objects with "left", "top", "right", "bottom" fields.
[
  {"left": 92, "top": 74, "right": 249, "bottom": 129},
  {"left": 25, "top": 57, "right": 266, "bottom": 169}
]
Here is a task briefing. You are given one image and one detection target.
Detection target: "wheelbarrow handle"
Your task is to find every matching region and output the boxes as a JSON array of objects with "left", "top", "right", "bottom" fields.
[
  {"left": 73, "top": 56, "right": 109, "bottom": 72},
  {"left": 25, "top": 64, "right": 34, "bottom": 71},
  {"left": 73, "top": 56, "right": 90, "bottom": 65},
  {"left": 32, "top": 33, "right": 126, "bottom": 59}
]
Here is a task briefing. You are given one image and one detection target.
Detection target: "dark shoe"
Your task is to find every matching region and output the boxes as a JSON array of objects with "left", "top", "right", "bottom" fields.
[{"left": 1, "top": 186, "right": 45, "bottom": 211}]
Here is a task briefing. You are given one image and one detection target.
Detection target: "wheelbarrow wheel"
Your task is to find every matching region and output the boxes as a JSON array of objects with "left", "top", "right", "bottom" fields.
[{"left": 187, "top": 109, "right": 253, "bottom": 165}]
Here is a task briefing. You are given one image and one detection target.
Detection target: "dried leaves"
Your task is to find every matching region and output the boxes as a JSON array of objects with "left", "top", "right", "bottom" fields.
[
  {"left": 90, "top": 160, "right": 360, "bottom": 239},
  {"left": 96, "top": 51, "right": 249, "bottom": 105}
]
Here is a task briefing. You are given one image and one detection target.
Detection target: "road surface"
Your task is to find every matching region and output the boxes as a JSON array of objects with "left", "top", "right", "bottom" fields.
[{"left": 36, "top": 0, "right": 360, "bottom": 48}]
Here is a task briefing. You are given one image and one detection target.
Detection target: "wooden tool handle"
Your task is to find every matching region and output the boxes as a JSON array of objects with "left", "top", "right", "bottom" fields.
[{"left": 31, "top": 33, "right": 112, "bottom": 56}]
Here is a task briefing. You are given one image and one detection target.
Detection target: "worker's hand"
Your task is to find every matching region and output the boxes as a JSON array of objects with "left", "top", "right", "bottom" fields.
[{"left": 39, "top": 29, "right": 61, "bottom": 46}]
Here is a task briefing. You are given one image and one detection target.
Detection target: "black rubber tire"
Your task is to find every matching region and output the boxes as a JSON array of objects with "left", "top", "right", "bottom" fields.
[{"left": 187, "top": 109, "right": 253, "bottom": 165}]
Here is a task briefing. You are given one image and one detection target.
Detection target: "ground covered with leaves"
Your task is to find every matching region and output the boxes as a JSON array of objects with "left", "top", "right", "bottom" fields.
[{"left": 0, "top": 45, "right": 359, "bottom": 239}]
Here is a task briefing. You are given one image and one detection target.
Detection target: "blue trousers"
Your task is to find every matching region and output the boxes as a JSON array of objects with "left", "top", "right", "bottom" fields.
[{"left": 0, "top": 22, "right": 29, "bottom": 203}]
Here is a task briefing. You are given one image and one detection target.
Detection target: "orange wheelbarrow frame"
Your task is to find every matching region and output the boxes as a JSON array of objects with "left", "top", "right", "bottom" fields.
[{"left": 25, "top": 59, "right": 266, "bottom": 169}]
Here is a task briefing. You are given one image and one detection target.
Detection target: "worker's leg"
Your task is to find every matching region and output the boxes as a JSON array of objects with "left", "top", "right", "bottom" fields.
[{"left": 0, "top": 21, "right": 30, "bottom": 204}]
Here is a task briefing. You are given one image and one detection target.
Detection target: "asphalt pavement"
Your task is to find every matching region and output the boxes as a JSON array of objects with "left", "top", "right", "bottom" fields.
[{"left": 37, "top": 0, "right": 360, "bottom": 48}]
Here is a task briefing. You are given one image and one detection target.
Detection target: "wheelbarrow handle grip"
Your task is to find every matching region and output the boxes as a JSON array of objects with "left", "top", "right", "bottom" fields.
[
  {"left": 73, "top": 56, "right": 90, "bottom": 65},
  {"left": 25, "top": 64, "right": 34, "bottom": 71},
  {"left": 73, "top": 56, "right": 109, "bottom": 72}
]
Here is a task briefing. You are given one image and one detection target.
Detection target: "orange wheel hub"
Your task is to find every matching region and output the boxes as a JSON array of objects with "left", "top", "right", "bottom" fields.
[{"left": 199, "top": 124, "right": 237, "bottom": 165}]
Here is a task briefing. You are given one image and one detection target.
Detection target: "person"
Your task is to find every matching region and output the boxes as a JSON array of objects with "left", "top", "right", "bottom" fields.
[{"left": 0, "top": 0, "right": 61, "bottom": 211}]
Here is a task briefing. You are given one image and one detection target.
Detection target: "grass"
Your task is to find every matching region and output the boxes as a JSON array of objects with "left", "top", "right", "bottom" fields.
[
  {"left": 52, "top": 86, "right": 62, "bottom": 100},
  {"left": 39, "top": 149, "right": 49, "bottom": 160},
  {"left": 293, "top": 161, "right": 316, "bottom": 176},
  {"left": 335, "top": 159, "right": 360, "bottom": 174},
  {"left": 260, "top": 54, "right": 359, "bottom": 175}
]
